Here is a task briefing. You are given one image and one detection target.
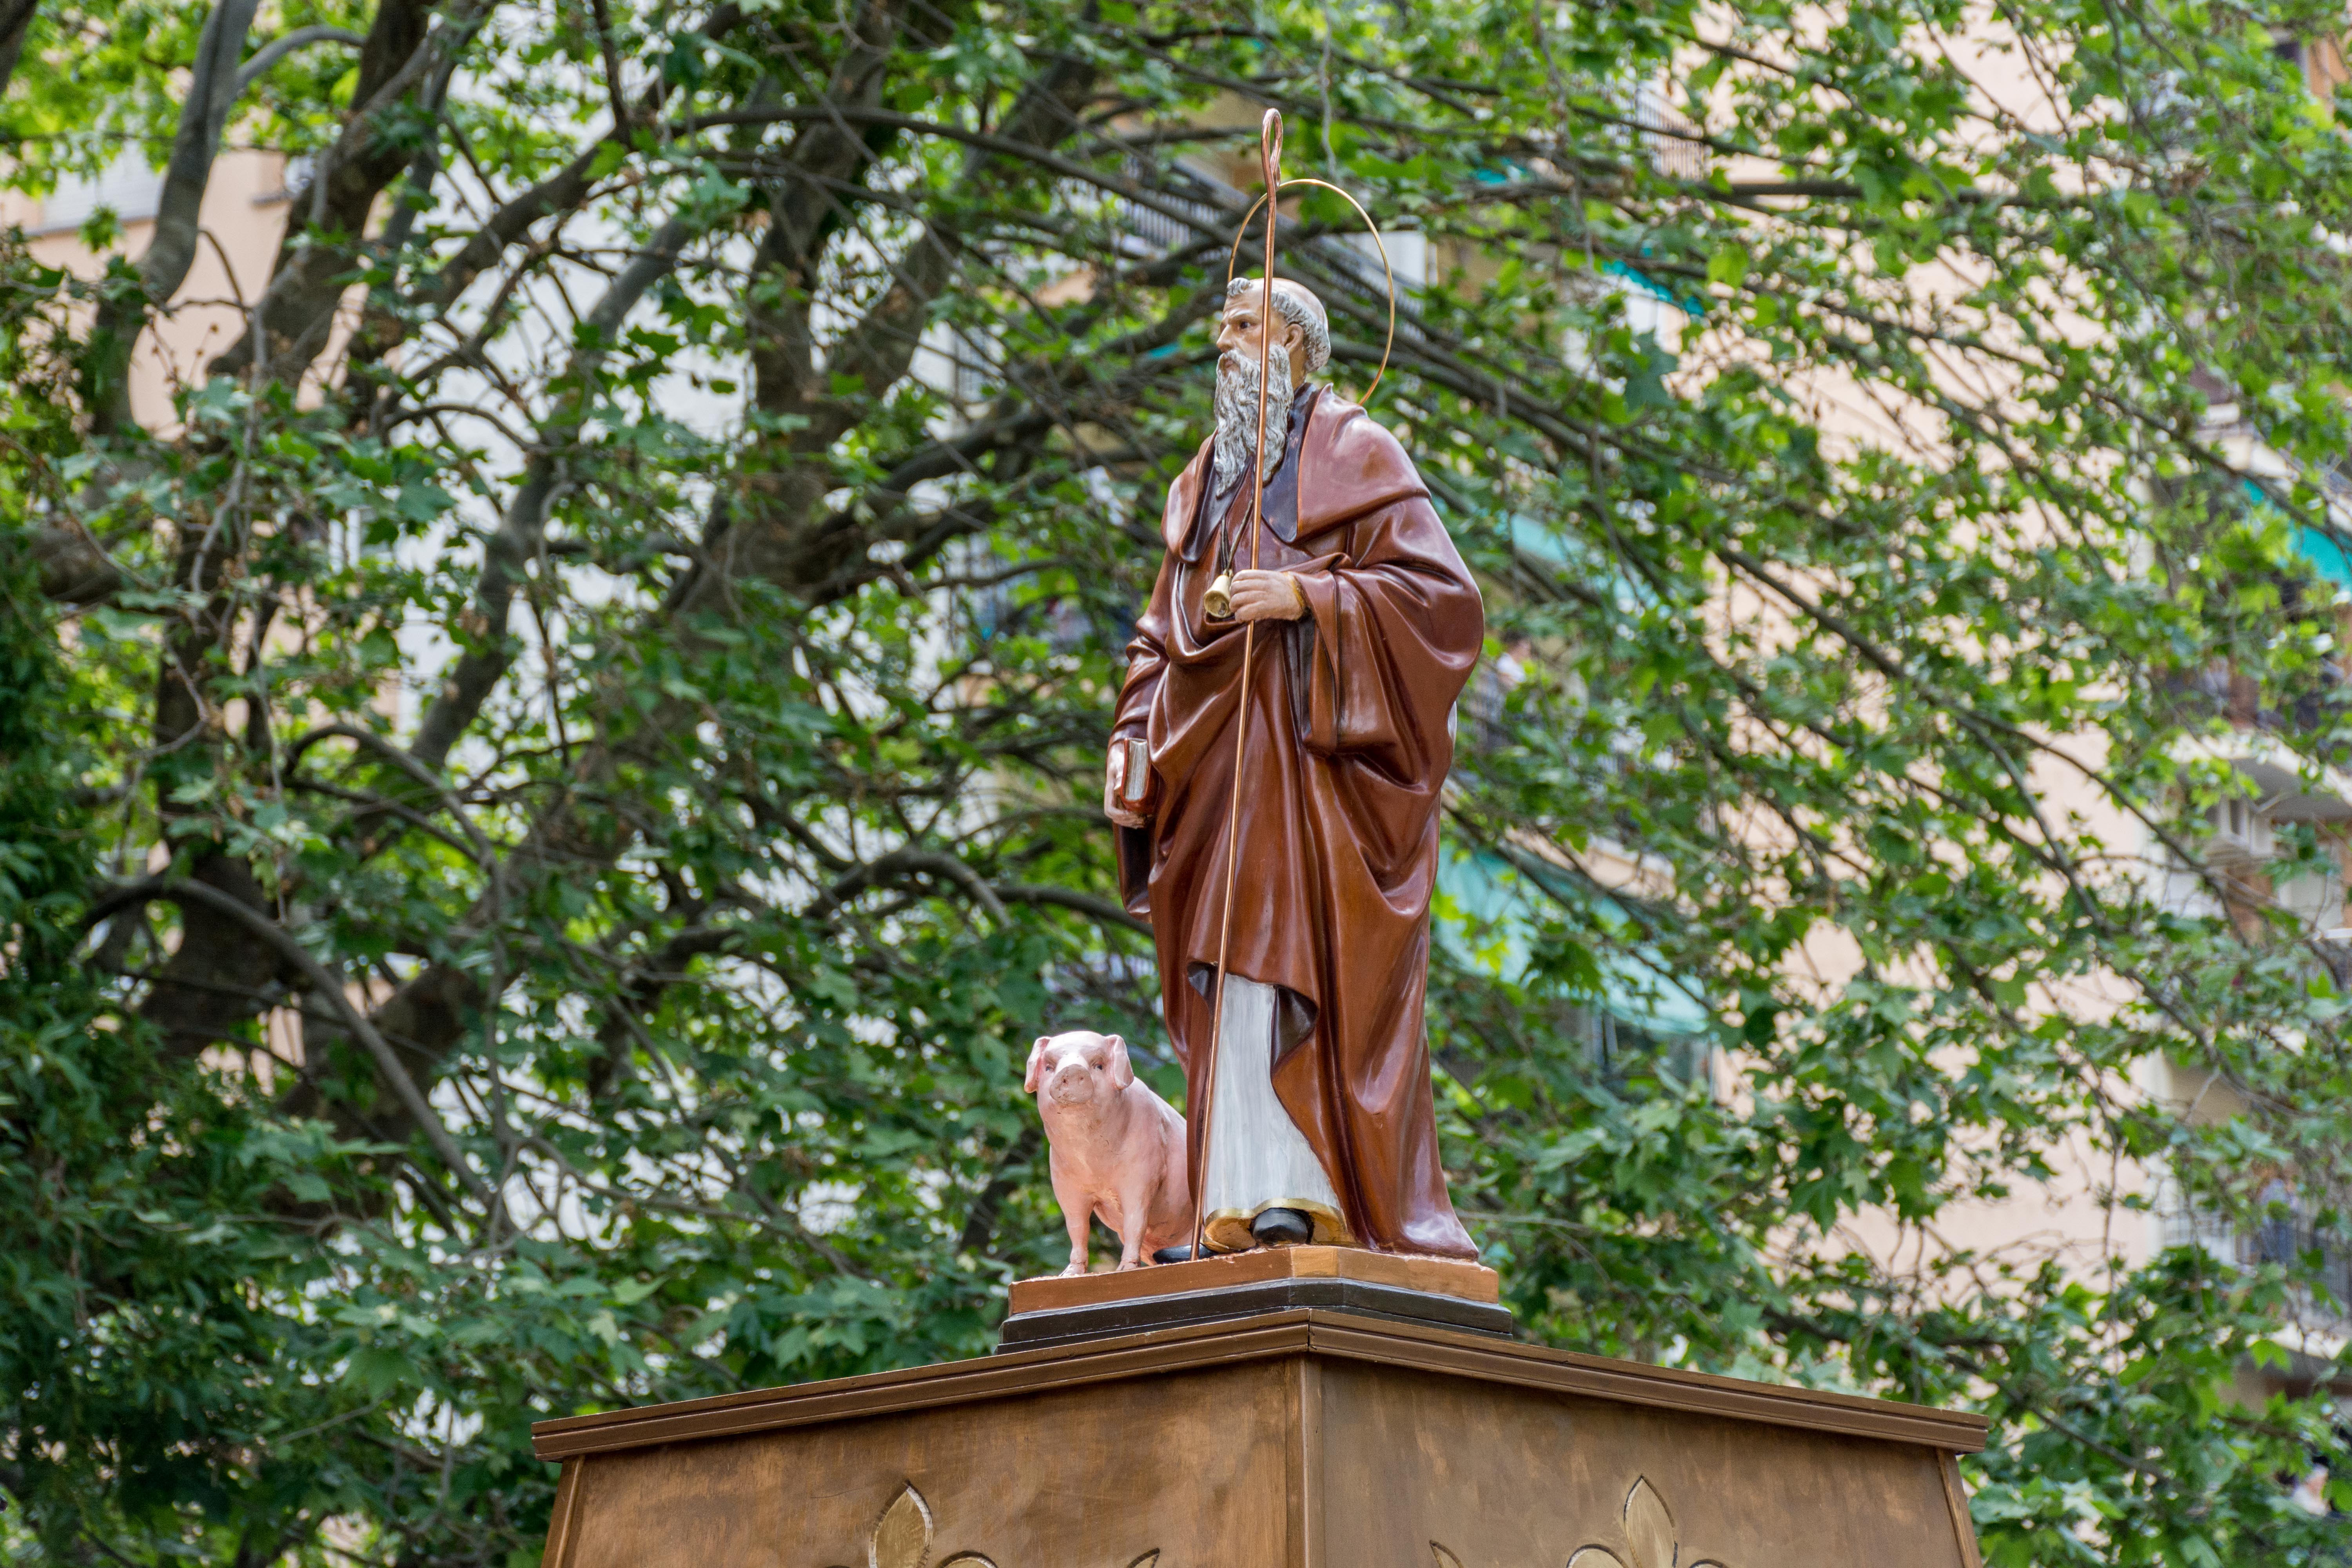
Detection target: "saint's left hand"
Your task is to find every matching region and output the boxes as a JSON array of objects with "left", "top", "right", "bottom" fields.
[{"left": 1226, "top": 568, "right": 1309, "bottom": 623}]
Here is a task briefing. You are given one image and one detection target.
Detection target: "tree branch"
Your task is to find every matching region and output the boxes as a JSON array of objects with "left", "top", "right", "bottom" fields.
[
  {"left": 333, "top": 33, "right": 1113, "bottom": 1163},
  {"left": 0, "top": 0, "right": 38, "bottom": 105},
  {"left": 387, "top": 4, "right": 744, "bottom": 331},
  {"left": 208, "top": 0, "right": 460, "bottom": 386},
  {"left": 409, "top": 212, "right": 699, "bottom": 770},
  {"left": 956, "top": 1124, "right": 1041, "bottom": 1256},
  {"left": 995, "top": 882, "right": 1150, "bottom": 936},
  {"left": 86, "top": 0, "right": 261, "bottom": 430},
  {"left": 234, "top": 24, "right": 366, "bottom": 94},
  {"left": 87, "top": 876, "right": 492, "bottom": 1205}
]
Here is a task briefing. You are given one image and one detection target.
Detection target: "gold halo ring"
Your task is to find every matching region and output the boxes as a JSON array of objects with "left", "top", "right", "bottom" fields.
[{"left": 1222, "top": 178, "right": 1397, "bottom": 406}]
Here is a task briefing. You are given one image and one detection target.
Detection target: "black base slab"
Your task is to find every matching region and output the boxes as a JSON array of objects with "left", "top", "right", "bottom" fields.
[{"left": 995, "top": 1277, "right": 1517, "bottom": 1352}]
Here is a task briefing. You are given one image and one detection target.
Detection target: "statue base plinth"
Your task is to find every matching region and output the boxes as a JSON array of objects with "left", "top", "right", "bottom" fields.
[
  {"left": 530, "top": 1311, "right": 1990, "bottom": 1568},
  {"left": 1000, "top": 1245, "right": 1511, "bottom": 1349}
]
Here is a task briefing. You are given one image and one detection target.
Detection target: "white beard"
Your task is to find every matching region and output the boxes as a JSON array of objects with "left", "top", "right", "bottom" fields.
[{"left": 1210, "top": 343, "right": 1294, "bottom": 504}]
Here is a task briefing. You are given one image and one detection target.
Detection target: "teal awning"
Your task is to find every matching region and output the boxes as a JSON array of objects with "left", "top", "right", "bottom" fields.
[
  {"left": 2298, "top": 525, "right": 2352, "bottom": 591},
  {"left": 2241, "top": 477, "right": 2352, "bottom": 592}
]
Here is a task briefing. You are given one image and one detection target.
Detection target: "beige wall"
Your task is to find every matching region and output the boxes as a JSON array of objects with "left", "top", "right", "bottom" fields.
[{"left": 4, "top": 149, "right": 294, "bottom": 428}]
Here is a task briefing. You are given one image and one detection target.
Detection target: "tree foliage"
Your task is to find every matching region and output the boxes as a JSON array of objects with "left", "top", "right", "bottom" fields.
[{"left": 4, "top": 0, "right": 2352, "bottom": 1559}]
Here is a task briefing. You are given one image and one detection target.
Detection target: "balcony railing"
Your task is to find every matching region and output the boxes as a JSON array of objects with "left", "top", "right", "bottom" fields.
[{"left": 2160, "top": 1187, "right": 2352, "bottom": 1318}]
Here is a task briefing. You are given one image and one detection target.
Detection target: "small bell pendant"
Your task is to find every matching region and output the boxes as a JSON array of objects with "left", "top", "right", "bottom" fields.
[{"left": 1203, "top": 572, "right": 1234, "bottom": 620}]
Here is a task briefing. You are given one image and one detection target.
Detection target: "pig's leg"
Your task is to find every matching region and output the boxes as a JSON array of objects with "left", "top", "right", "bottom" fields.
[
  {"left": 1053, "top": 1176, "right": 1093, "bottom": 1277},
  {"left": 1114, "top": 1185, "right": 1151, "bottom": 1270}
]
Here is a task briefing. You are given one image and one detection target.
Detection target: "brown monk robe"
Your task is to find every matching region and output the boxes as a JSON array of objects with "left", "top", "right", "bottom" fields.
[{"left": 1111, "top": 381, "right": 1483, "bottom": 1259}]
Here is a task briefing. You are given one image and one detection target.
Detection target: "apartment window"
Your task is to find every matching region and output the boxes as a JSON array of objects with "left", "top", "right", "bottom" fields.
[
  {"left": 36, "top": 154, "right": 163, "bottom": 234},
  {"left": 2209, "top": 796, "right": 2274, "bottom": 866},
  {"left": 1341, "top": 229, "right": 1428, "bottom": 293},
  {"left": 1633, "top": 81, "right": 1707, "bottom": 181},
  {"left": 2275, "top": 849, "right": 2343, "bottom": 931},
  {"left": 1105, "top": 160, "right": 1222, "bottom": 258},
  {"left": 1459, "top": 650, "right": 1524, "bottom": 753},
  {"left": 953, "top": 346, "right": 989, "bottom": 407},
  {"left": 1583, "top": 1006, "right": 1713, "bottom": 1092}
]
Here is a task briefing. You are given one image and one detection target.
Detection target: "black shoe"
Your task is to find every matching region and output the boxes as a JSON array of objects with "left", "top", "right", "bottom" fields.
[
  {"left": 1151, "top": 1245, "right": 1198, "bottom": 1264},
  {"left": 1250, "top": 1208, "right": 1314, "bottom": 1248}
]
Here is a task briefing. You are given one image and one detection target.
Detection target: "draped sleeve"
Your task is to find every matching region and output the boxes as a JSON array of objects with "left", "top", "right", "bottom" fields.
[
  {"left": 1293, "top": 493, "right": 1481, "bottom": 779},
  {"left": 1118, "top": 442, "right": 1210, "bottom": 745},
  {"left": 1112, "top": 450, "right": 1215, "bottom": 917},
  {"left": 1114, "top": 563, "right": 1169, "bottom": 746}
]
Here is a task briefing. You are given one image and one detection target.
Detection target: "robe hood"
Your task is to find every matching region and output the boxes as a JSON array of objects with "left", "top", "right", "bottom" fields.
[{"left": 1160, "top": 387, "right": 1430, "bottom": 554}]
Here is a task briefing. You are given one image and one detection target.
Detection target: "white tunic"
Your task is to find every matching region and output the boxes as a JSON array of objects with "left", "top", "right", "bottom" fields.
[{"left": 1198, "top": 974, "right": 1351, "bottom": 1252}]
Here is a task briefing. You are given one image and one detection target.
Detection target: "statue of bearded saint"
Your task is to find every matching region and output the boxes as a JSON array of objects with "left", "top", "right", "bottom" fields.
[{"left": 1105, "top": 276, "right": 1484, "bottom": 1261}]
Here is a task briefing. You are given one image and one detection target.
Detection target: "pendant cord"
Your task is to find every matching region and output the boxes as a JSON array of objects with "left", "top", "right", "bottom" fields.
[{"left": 1190, "top": 109, "right": 1285, "bottom": 1264}]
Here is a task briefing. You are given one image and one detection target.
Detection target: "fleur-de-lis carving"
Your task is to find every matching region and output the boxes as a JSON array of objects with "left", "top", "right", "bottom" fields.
[
  {"left": 831, "top": 1483, "right": 1156, "bottom": 1568},
  {"left": 1566, "top": 1477, "right": 1725, "bottom": 1568},
  {"left": 868, "top": 1485, "right": 935, "bottom": 1568},
  {"left": 1431, "top": 1475, "right": 1724, "bottom": 1568}
]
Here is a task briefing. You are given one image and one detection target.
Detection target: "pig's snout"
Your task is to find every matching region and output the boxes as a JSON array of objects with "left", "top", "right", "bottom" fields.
[{"left": 1045, "top": 1060, "right": 1100, "bottom": 1107}]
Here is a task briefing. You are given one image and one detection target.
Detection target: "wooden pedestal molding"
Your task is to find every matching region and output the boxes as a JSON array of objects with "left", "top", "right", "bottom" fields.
[
  {"left": 530, "top": 1310, "right": 1989, "bottom": 1568},
  {"left": 1004, "top": 1245, "right": 1502, "bottom": 1315}
]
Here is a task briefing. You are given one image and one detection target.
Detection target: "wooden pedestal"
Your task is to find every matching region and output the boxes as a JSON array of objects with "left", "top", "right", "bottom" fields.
[
  {"left": 999, "top": 1247, "right": 1514, "bottom": 1348},
  {"left": 1005, "top": 1247, "right": 1503, "bottom": 1314},
  {"left": 530, "top": 1311, "right": 1989, "bottom": 1568}
]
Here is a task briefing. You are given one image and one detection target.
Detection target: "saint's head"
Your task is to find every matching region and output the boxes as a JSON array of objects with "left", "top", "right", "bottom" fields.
[{"left": 1210, "top": 278, "right": 1331, "bottom": 502}]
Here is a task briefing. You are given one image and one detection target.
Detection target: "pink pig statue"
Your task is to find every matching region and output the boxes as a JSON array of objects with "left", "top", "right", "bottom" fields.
[{"left": 1025, "top": 1030, "right": 1192, "bottom": 1274}]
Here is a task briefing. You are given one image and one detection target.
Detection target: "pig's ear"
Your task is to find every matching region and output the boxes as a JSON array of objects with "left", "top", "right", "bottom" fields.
[
  {"left": 1106, "top": 1034, "right": 1135, "bottom": 1089},
  {"left": 1024, "top": 1036, "right": 1049, "bottom": 1094}
]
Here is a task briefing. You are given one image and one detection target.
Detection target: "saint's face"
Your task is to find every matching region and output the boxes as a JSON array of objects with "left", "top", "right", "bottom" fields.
[{"left": 1215, "top": 282, "right": 1307, "bottom": 375}]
